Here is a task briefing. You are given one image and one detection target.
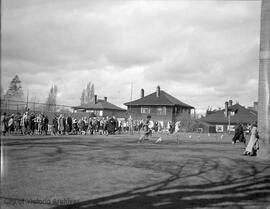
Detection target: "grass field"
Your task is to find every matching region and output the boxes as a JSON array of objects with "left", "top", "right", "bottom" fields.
[{"left": 1, "top": 133, "right": 270, "bottom": 209}]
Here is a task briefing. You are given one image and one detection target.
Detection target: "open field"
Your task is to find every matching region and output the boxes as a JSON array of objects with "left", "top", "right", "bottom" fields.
[{"left": 1, "top": 133, "right": 270, "bottom": 209}]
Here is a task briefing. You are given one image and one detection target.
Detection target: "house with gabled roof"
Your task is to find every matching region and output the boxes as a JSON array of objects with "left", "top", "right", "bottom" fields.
[
  {"left": 200, "top": 102, "right": 257, "bottom": 133},
  {"left": 72, "top": 95, "right": 127, "bottom": 118},
  {"left": 124, "top": 86, "right": 194, "bottom": 127}
]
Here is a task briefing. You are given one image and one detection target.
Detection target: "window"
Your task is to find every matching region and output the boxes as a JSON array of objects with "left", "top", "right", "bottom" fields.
[
  {"left": 157, "top": 107, "right": 166, "bottom": 116},
  {"left": 95, "top": 110, "right": 103, "bottom": 116},
  {"left": 141, "top": 107, "right": 150, "bottom": 114}
]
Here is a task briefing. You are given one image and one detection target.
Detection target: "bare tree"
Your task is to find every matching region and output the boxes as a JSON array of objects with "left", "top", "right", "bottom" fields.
[
  {"left": 80, "top": 89, "right": 86, "bottom": 105},
  {"left": 45, "top": 84, "right": 58, "bottom": 112},
  {"left": 86, "top": 82, "right": 91, "bottom": 104},
  {"left": 80, "top": 82, "right": 95, "bottom": 104},
  {"left": 90, "top": 84, "right": 95, "bottom": 103}
]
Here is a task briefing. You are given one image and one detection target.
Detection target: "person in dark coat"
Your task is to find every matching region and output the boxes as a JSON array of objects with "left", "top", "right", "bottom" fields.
[
  {"left": 87, "top": 118, "right": 93, "bottom": 135},
  {"left": 43, "top": 115, "right": 49, "bottom": 135},
  {"left": 107, "top": 117, "right": 116, "bottom": 134},
  {"left": 52, "top": 115, "right": 58, "bottom": 135},
  {"left": 29, "top": 113, "right": 35, "bottom": 135},
  {"left": 113, "top": 116, "right": 118, "bottom": 133},
  {"left": 95, "top": 119, "right": 100, "bottom": 134},
  {"left": 67, "top": 115, "right": 72, "bottom": 133},
  {"left": 73, "top": 119, "right": 79, "bottom": 134},
  {"left": 232, "top": 123, "right": 246, "bottom": 144},
  {"left": 60, "top": 115, "right": 66, "bottom": 135}
]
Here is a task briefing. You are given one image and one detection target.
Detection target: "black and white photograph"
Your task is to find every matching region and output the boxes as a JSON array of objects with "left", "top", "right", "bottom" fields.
[{"left": 1, "top": 0, "right": 270, "bottom": 208}]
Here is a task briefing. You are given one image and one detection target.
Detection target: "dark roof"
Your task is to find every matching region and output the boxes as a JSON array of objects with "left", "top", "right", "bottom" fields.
[
  {"left": 73, "top": 100, "right": 126, "bottom": 111},
  {"left": 200, "top": 103, "right": 257, "bottom": 124},
  {"left": 124, "top": 90, "right": 194, "bottom": 108}
]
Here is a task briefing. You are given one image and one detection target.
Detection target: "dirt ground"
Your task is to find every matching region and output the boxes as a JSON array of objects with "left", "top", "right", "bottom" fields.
[{"left": 0, "top": 133, "right": 269, "bottom": 209}]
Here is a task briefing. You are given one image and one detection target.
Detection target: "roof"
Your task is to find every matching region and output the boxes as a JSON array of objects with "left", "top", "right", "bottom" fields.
[
  {"left": 124, "top": 90, "right": 194, "bottom": 108},
  {"left": 73, "top": 99, "right": 126, "bottom": 111},
  {"left": 200, "top": 103, "right": 257, "bottom": 125}
]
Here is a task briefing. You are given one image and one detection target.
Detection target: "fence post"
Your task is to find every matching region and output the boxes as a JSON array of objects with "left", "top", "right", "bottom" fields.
[{"left": 7, "top": 99, "right": 9, "bottom": 113}]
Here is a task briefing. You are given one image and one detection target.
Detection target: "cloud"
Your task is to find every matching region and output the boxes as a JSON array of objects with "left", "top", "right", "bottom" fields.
[{"left": 1, "top": 0, "right": 261, "bottom": 113}]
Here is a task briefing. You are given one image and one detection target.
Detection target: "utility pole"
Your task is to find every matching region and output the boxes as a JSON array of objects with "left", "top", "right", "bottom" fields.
[
  {"left": 26, "top": 89, "right": 29, "bottom": 110},
  {"left": 225, "top": 101, "right": 233, "bottom": 134},
  {"left": 258, "top": 0, "right": 270, "bottom": 159}
]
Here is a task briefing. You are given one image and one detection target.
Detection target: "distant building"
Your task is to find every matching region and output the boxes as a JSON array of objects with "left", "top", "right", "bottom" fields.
[
  {"left": 200, "top": 102, "right": 257, "bottom": 133},
  {"left": 72, "top": 95, "right": 127, "bottom": 118},
  {"left": 124, "top": 86, "right": 194, "bottom": 127}
]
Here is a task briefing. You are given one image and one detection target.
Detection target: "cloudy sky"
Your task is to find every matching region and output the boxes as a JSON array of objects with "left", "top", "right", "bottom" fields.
[{"left": 2, "top": 0, "right": 261, "bottom": 114}]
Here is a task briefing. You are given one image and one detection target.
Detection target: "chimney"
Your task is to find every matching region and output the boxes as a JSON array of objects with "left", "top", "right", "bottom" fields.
[
  {"left": 94, "top": 95, "right": 97, "bottom": 104},
  {"left": 141, "top": 89, "right": 144, "bottom": 98},
  {"left": 229, "top": 100, "right": 233, "bottom": 107},
  {"left": 225, "top": 101, "right": 229, "bottom": 117},
  {"left": 156, "top": 85, "right": 160, "bottom": 97},
  {"left": 104, "top": 97, "right": 107, "bottom": 102}
]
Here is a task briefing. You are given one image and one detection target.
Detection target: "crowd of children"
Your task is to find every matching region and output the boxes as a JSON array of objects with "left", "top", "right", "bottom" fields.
[
  {"left": 0, "top": 111, "right": 168, "bottom": 136},
  {"left": 1, "top": 111, "right": 50, "bottom": 136}
]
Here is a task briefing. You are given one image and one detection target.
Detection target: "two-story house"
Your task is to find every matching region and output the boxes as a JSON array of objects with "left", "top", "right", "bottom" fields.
[{"left": 124, "top": 86, "right": 194, "bottom": 127}]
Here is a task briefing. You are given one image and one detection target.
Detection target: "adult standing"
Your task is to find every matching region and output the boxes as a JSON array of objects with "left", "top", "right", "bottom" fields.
[
  {"left": 58, "top": 114, "right": 64, "bottom": 135},
  {"left": 43, "top": 114, "right": 49, "bottom": 135},
  {"left": 8, "top": 114, "right": 15, "bottom": 135},
  {"left": 1, "top": 112, "right": 8, "bottom": 136},
  {"left": 107, "top": 117, "right": 115, "bottom": 135},
  {"left": 66, "top": 115, "right": 73, "bottom": 134},
  {"left": 52, "top": 115, "right": 58, "bottom": 135},
  {"left": 21, "top": 111, "right": 30, "bottom": 135},
  {"left": 243, "top": 122, "right": 260, "bottom": 156},
  {"left": 14, "top": 113, "right": 22, "bottom": 134},
  {"left": 104, "top": 117, "right": 109, "bottom": 136},
  {"left": 29, "top": 113, "right": 35, "bottom": 135},
  {"left": 36, "top": 114, "right": 42, "bottom": 135},
  {"left": 173, "top": 121, "right": 182, "bottom": 144}
]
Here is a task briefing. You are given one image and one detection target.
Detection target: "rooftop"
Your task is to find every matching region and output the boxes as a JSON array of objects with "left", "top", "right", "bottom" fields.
[
  {"left": 200, "top": 103, "right": 257, "bottom": 124},
  {"left": 73, "top": 99, "right": 126, "bottom": 111},
  {"left": 124, "top": 89, "right": 194, "bottom": 108}
]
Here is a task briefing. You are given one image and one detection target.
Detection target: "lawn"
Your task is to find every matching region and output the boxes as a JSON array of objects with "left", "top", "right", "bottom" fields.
[{"left": 1, "top": 133, "right": 269, "bottom": 209}]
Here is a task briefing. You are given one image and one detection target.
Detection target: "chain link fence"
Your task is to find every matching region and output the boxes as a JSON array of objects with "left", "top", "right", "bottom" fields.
[{"left": 0, "top": 99, "right": 92, "bottom": 123}]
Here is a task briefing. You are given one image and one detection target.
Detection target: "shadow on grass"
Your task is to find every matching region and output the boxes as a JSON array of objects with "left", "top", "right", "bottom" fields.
[{"left": 52, "top": 157, "right": 270, "bottom": 209}]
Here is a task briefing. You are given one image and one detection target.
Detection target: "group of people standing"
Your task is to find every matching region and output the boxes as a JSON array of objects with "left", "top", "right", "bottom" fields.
[
  {"left": 1, "top": 111, "right": 49, "bottom": 136},
  {"left": 232, "top": 122, "right": 260, "bottom": 156},
  {"left": 1, "top": 110, "right": 262, "bottom": 157},
  {"left": 51, "top": 114, "right": 119, "bottom": 136},
  {"left": 0, "top": 111, "right": 122, "bottom": 136}
]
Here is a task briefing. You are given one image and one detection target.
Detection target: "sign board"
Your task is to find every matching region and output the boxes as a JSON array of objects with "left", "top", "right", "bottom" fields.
[
  {"left": 227, "top": 125, "right": 235, "bottom": 132},
  {"left": 216, "top": 125, "right": 224, "bottom": 133}
]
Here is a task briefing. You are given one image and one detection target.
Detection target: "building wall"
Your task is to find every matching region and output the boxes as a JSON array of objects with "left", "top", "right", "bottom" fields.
[
  {"left": 127, "top": 106, "right": 172, "bottom": 126},
  {"left": 103, "top": 109, "right": 127, "bottom": 119},
  {"left": 74, "top": 108, "right": 127, "bottom": 119},
  {"left": 127, "top": 105, "right": 192, "bottom": 128}
]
